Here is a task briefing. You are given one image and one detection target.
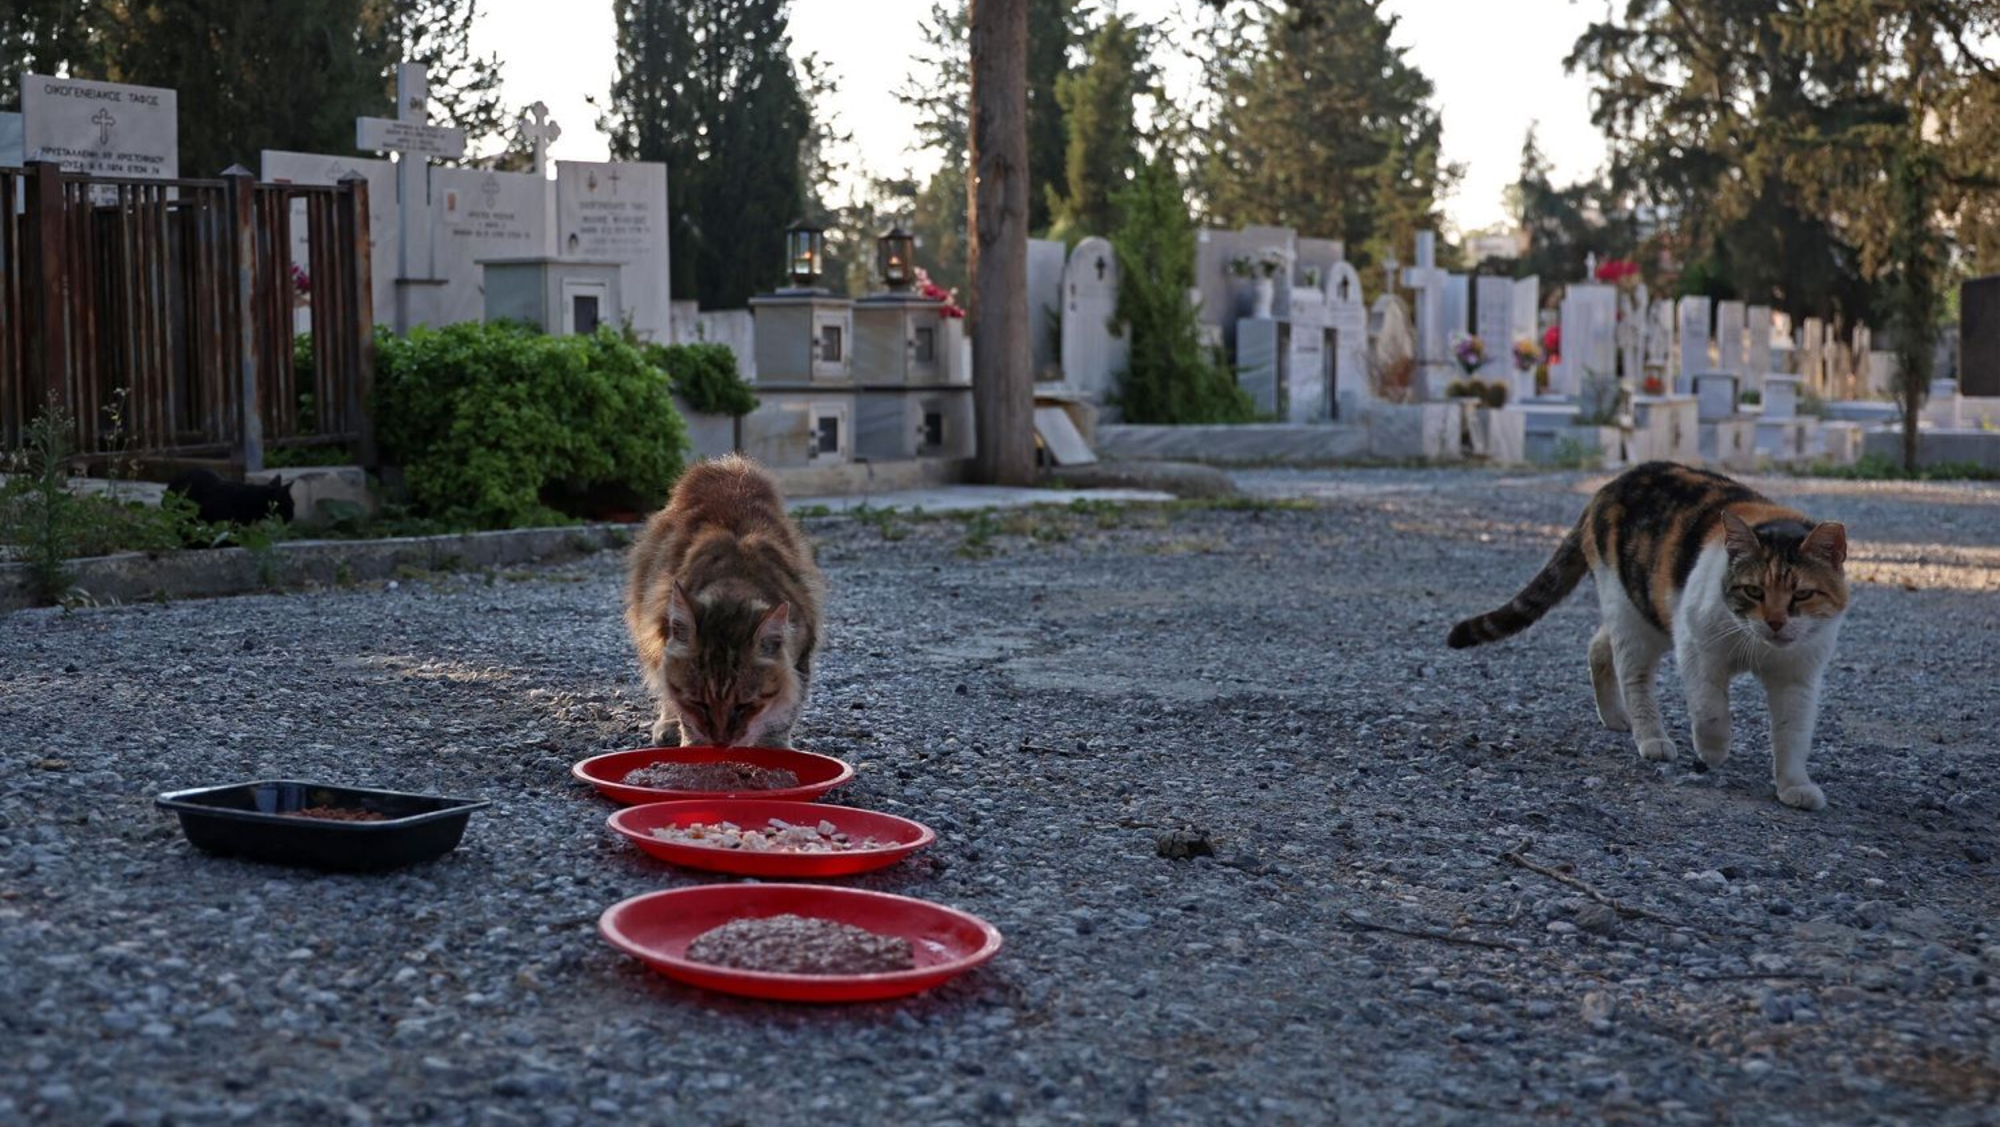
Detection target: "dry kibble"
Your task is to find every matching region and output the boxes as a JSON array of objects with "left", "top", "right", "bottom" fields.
[
  {"left": 684, "top": 914, "right": 914, "bottom": 975},
  {"left": 651, "top": 817, "right": 882, "bottom": 853}
]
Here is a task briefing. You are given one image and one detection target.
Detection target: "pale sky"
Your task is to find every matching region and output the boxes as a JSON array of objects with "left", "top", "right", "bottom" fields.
[{"left": 471, "top": 0, "right": 1610, "bottom": 235}]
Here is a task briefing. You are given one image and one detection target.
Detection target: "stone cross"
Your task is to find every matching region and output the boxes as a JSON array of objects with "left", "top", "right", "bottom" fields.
[
  {"left": 1401, "top": 232, "right": 1450, "bottom": 397},
  {"left": 354, "top": 63, "right": 469, "bottom": 329},
  {"left": 519, "top": 101, "right": 562, "bottom": 176},
  {"left": 91, "top": 108, "right": 114, "bottom": 145}
]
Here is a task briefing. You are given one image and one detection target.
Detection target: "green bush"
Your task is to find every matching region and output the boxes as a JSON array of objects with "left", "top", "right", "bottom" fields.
[
  {"left": 643, "top": 341, "right": 758, "bottom": 418},
  {"left": 374, "top": 322, "right": 689, "bottom": 528},
  {"left": 1110, "top": 155, "right": 1255, "bottom": 424}
]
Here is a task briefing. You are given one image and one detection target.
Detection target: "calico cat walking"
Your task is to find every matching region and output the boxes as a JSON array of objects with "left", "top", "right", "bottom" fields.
[
  {"left": 1449, "top": 462, "right": 1851, "bottom": 810},
  {"left": 626, "top": 456, "right": 824, "bottom": 748}
]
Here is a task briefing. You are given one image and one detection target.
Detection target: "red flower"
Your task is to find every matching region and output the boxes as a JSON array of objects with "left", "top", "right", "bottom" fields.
[
  {"left": 1594, "top": 258, "right": 1639, "bottom": 284},
  {"left": 1542, "top": 324, "right": 1561, "bottom": 355},
  {"left": 1642, "top": 375, "right": 1664, "bottom": 395}
]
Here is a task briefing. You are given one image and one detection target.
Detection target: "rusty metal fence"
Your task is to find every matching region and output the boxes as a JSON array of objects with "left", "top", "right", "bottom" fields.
[{"left": 0, "top": 162, "right": 376, "bottom": 472}]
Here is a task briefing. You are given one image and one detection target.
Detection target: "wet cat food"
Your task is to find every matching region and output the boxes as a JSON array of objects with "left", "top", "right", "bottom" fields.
[
  {"left": 622, "top": 761, "right": 801, "bottom": 791},
  {"left": 684, "top": 913, "right": 915, "bottom": 975},
  {"left": 288, "top": 806, "right": 391, "bottom": 822}
]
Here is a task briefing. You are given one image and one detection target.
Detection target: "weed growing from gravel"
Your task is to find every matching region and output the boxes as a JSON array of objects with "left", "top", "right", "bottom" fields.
[{"left": 957, "top": 511, "right": 998, "bottom": 558}]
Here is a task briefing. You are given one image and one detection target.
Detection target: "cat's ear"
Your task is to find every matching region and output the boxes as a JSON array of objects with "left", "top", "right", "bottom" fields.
[
  {"left": 665, "top": 581, "right": 697, "bottom": 653},
  {"left": 1720, "top": 512, "right": 1759, "bottom": 558},
  {"left": 754, "top": 602, "right": 791, "bottom": 661},
  {"left": 1801, "top": 521, "right": 1847, "bottom": 567}
]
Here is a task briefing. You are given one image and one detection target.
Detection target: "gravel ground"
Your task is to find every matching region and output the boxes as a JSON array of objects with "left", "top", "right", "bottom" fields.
[{"left": 2, "top": 466, "right": 1996, "bottom": 1126}]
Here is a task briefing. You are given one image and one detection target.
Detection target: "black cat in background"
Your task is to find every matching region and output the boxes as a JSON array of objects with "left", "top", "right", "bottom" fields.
[{"left": 166, "top": 469, "right": 295, "bottom": 525}]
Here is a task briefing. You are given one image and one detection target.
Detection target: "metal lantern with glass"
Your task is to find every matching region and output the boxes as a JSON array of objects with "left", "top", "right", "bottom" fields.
[
  {"left": 876, "top": 226, "right": 916, "bottom": 292},
  {"left": 786, "top": 219, "right": 825, "bottom": 289}
]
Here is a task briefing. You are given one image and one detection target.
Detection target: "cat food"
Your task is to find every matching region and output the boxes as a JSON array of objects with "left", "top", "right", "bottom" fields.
[
  {"left": 287, "top": 806, "right": 390, "bottom": 822},
  {"left": 684, "top": 914, "right": 915, "bottom": 975},
  {"left": 650, "top": 817, "right": 881, "bottom": 853},
  {"left": 622, "top": 761, "right": 801, "bottom": 792}
]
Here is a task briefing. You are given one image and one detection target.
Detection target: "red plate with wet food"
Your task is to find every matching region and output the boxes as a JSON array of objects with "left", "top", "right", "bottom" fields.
[
  {"left": 608, "top": 800, "right": 934, "bottom": 878},
  {"left": 573, "top": 746, "right": 853, "bottom": 805},
  {"left": 599, "top": 884, "right": 1003, "bottom": 1003}
]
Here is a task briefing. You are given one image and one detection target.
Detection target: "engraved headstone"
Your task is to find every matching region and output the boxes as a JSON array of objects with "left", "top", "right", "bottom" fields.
[
  {"left": 1558, "top": 282, "right": 1617, "bottom": 396},
  {"left": 1745, "top": 305, "right": 1773, "bottom": 395},
  {"left": 1060, "top": 236, "right": 1127, "bottom": 401},
  {"left": 21, "top": 74, "right": 177, "bottom": 179},
  {"left": 1715, "top": 301, "right": 1747, "bottom": 376},
  {"left": 556, "top": 160, "right": 670, "bottom": 341},
  {"left": 1474, "top": 276, "right": 1516, "bottom": 382},
  {"left": 433, "top": 166, "right": 548, "bottom": 326},
  {"left": 1676, "top": 296, "right": 1712, "bottom": 392}
]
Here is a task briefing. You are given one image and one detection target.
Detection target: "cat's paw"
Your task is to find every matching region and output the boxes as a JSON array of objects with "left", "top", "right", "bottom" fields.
[
  {"left": 647, "top": 717, "right": 676, "bottom": 748},
  {"left": 1777, "top": 781, "right": 1827, "bottom": 812},
  {"left": 1597, "top": 706, "right": 1631, "bottom": 733},
  {"left": 1696, "top": 742, "right": 1731, "bottom": 768},
  {"left": 1637, "top": 737, "right": 1676, "bottom": 762}
]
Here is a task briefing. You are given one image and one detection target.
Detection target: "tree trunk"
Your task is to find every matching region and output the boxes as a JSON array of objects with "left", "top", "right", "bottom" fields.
[{"left": 967, "top": 0, "right": 1036, "bottom": 485}]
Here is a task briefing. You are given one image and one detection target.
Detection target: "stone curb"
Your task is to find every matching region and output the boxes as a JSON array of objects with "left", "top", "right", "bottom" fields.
[{"left": 0, "top": 523, "right": 639, "bottom": 613}]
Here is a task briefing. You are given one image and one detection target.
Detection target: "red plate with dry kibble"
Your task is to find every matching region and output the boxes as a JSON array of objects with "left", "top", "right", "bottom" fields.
[
  {"left": 600, "top": 884, "right": 1002, "bottom": 1003},
  {"left": 608, "top": 800, "right": 934, "bottom": 878}
]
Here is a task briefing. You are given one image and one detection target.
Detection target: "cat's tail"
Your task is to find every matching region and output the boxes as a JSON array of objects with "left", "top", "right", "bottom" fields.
[{"left": 1447, "top": 516, "right": 1589, "bottom": 649}]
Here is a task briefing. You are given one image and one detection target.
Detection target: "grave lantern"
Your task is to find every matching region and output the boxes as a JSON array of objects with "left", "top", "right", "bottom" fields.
[
  {"left": 877, "top": 226, "right": 916, "bottom": 291},
  {"left": 786, "top": 219, "right": 825, "bottom": 288}
]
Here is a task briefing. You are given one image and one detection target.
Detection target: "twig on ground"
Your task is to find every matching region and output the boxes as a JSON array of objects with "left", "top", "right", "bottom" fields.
[
  {"left": 1338, "top": 912, "right": 1517, "bottom": 951},
  {"left": 1499, "top": 839, "right": 1674, "bottom": 923}
]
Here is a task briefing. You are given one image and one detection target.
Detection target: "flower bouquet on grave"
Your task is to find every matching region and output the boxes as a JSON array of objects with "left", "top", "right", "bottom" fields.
[
  {"left": 1301, "top": 265, "right": 1323, "bottom": 289},
  {"left": 290, "top": 264, "right": 311, "bottom": 309},
  {"left": 1451, "top": 333, "right": 1486, "bottom": 378},
  {"left": 1513, "top": 336, "right": 1541, "bottom": 372},
  {"left": 913, "top": 267, "right": 965, "bottom": 318},
  {"left": 1257, "top": 249, "right": 1286, "bottom": 278},
  {"left": 1641, "top": 375, "right": 1665, "bottom": 396},
  {"left": 1228, "top": 255, "right": 1255, "bottom": 279}
]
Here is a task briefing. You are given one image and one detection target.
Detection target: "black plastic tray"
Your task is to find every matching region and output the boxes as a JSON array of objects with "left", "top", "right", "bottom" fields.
[{"left": 155, "top": 780, "right": 488, "bottom": 871}]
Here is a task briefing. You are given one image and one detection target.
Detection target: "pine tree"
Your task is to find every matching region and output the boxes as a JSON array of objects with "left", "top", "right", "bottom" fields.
[
  {"left": 1196, "top": 0, "right": 1456, "bottom": 276},
  {"left": 1111, "top": 156, "right": 1252, "bottom": 424},
  {"left": 1045, "top": 14, "right": 1150, "bottom": 244},
  {"left": 602, "top": 0, "right": 814, "bottom": 308}
]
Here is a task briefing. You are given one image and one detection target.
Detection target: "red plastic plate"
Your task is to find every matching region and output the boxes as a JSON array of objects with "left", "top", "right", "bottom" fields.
[
  {"left": 600, "top": 884, "right": 1002, "bottom": 1003},
  {"left": 573, "top": 746, "right": 854, "bottom": 805},
  {"left": 609, "top": 800, "right": 935, "bottom": 878}
]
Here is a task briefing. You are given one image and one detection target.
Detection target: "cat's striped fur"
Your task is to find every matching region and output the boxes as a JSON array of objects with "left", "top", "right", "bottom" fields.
[{"left": 1450, "top": 462, "right": 1851, "bottom": 810}]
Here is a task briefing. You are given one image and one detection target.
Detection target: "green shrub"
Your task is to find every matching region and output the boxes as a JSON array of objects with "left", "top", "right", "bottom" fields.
[
  {"left": 1110, "top": 155, "right": 1255, "bottom": 424},
  {"left": 644, "top": 341, "right": 758, "bottom": 418},
  {"left": 374, "top": 322, "right": 689, "bottom": 528}
]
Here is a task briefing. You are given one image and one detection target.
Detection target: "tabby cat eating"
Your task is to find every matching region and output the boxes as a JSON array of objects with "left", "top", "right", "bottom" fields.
[
  {"left": 1449, "top": 462, "right": 1850, "bottom": 810},
  {"left": 626, "top": 456, "right": 824, "bottom": 748}
]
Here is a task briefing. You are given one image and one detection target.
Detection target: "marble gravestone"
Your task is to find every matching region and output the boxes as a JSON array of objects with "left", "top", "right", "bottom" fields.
[
  {"left": 1027, "top": 238, "right": 1067, "bottom": 381},
  {"left": 21, "top": 74, "right": 177, "bottom": 179},
  {"left": 1325, "top": 262, "right": 1369, "bottom": 415},
  {"left": 1402, "top": 232, "right": 1453, "bottom": 399},
  {"left": 1557, "top": 283, "right": 1617, "bottom": 397},
  {"left": 1745, "top": 305, "right": 1773, "bottom": 395},
  {"left": 432, "top": 166, "right": 549, "bottom": 326},
  {"left": 1618, "top": 283, "right": 1648, "bottom": 386},
  {"left": 556, "top": 160, "right": 670, "bottom": 341},
  {"left": 1799, "top": 318, "right": 1825, "bottom": 392},
  {"left": 262, "top": 150, "right": 400, "bottom": 326},
  {"left": 1060, "top": 236, "right": 1127, "bottom": 403},
  {"left": 1715, "top": 301, "right": 1747, "bottom": 377},
  {"left": 1676, "top": 297, "right": 1712, "bottom": 393},
  {"left": 1644, "top": 300, "right": 1674, "bottom": 379},
  {"left": 0, "top": 112, "right": 23, "bottom": 166},
  {"left": 1474, "top": 276, "right": 1516, "bottom": 384},
  {"left": 1441, "top": 274, "right": 1470, "bottom": 349}
]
